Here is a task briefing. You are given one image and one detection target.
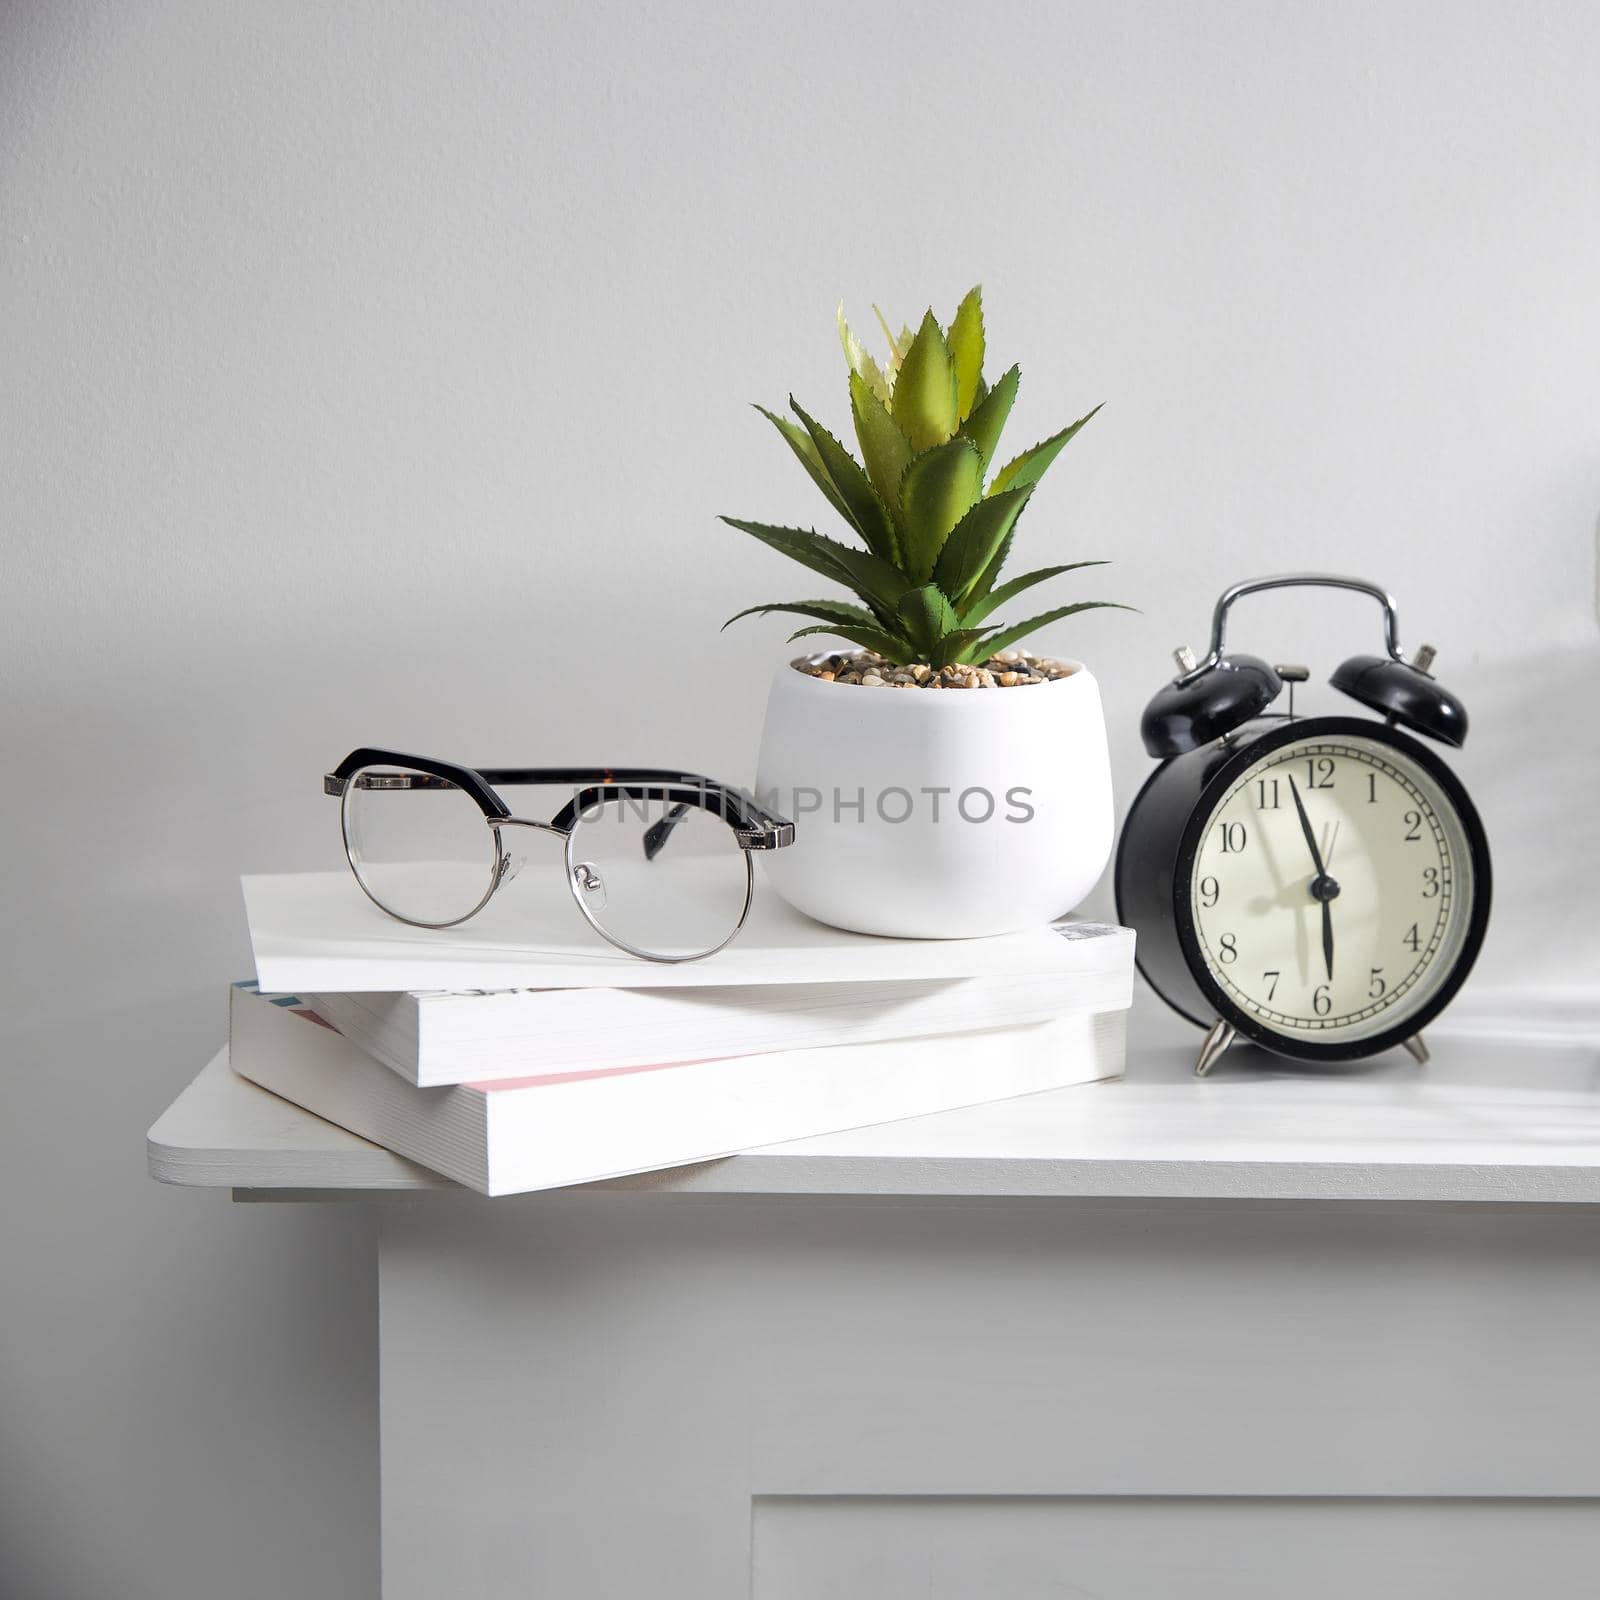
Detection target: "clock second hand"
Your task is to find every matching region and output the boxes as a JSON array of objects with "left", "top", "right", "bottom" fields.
[{"left": 1287, "top": 773, "right": 1338, "bottom": 983}]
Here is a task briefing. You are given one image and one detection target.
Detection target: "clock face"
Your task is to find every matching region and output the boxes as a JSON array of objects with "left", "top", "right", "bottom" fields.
[{"left": 1184, "top": 729, "right": 1483, "bottom": 1044}]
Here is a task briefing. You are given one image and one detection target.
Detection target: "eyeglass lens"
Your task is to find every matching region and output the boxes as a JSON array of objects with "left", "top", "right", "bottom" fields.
[
  {"left": 566, "top": 795, "right": 750, "bottom": 959},
  {"left": 343, "top": 765, "right": 499, "bottom": 926}
]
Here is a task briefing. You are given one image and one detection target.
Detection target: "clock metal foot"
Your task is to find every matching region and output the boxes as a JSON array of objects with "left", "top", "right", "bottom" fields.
[
  {"left": 1402, "top": 1033, "right": 1430, "bottom": 1066},
  {"left": 1195, "top": 1019, "right": 1237, "bottom": 1078}
]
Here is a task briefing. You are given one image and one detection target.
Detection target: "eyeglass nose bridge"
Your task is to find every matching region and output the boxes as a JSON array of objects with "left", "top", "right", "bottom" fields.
[
  {"left": 487, "top": 816, "right": 570, "bottom": 887},
  {"left": 486, "top": 816, "right": 571, "bottom": 838},
  {"left": 489, "top": 814, "right": 613, "bottom": 911}
]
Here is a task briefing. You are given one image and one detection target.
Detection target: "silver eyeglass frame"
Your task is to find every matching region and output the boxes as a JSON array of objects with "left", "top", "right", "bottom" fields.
[{"left": 329, "top": 752, "right": 780, "bottom": 964}]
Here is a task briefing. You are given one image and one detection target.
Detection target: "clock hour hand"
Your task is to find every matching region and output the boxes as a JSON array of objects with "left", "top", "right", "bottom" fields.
[{"left": 1287, "top": 773, "right": 1338, "bottom": 982}]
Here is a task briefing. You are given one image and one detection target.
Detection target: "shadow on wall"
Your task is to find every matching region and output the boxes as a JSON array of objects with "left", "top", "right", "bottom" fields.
[
  {"left": 1090, "top": 625, "right": 1600, "bottom": 1006},
  {"left": 1460, "top": 636, "right": 1600, "bottom": 993}
]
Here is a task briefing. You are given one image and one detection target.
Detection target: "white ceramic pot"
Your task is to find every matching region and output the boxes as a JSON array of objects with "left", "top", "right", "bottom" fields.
[{"left": 754, "top": 654, "right": 1114, "bottom": 938}]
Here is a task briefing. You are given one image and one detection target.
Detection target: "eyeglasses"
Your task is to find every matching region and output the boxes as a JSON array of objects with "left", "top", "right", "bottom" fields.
[{"left": 323, "top": 748, "right": 795, "bottom": 963}]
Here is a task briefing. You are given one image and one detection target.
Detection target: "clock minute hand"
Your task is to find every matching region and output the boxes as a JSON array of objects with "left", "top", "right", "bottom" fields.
[
  {"left": 1286, "top": 773, "right": 1326, "bottom": 877},
  {"left": 1287, "top": 774, "right": 1336, "bottom": 983}
]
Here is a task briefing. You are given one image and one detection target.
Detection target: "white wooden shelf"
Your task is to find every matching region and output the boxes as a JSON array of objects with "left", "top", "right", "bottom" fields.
[
  {"left": 145, "top": 1004, "right": 1600, "bottom": 1596},
  {"left": 148, "top": 1000, "right": 1600, "bottom": 1204},
  {"left": 148, "top": 1045, "right": 447, "bottom": 1191}
]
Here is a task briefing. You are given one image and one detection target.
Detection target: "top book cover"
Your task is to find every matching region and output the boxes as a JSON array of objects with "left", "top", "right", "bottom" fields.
[{"left": 243, "top": 871, "right": 1134, "bottom": 995}]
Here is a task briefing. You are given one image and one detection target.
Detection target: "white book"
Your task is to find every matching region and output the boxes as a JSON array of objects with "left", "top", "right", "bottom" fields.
[
  {"left": 229, "top": 983, "right": 1127, "bottom": 1196},
  {"left": 243, "top": 870, "right": 1133, "bottom": 994},
  {"left": 305, "top": 924, "right": 1133, "bottom": 1087}
]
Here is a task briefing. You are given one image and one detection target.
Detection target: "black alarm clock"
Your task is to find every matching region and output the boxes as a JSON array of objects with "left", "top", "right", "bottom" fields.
[{"left": 1115, "top": 573, "right": 1491, "bottom": 1076}]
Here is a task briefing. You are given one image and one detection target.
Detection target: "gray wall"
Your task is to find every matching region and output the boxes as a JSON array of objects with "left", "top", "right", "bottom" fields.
[{"left": 2, "top": 1, "right": 1596, "bottom": 1594}]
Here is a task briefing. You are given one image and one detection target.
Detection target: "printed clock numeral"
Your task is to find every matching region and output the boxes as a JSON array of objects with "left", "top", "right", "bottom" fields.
[
  {"left": 1217, "top": 932, "right": 1238, "bottom": 964},
  {"left": 1256, "top": 778, "right": 1281, "bottom": 810},
  {"left": 1305, "top": 757, "right": 1335, "bottom": 789},
  {"left": 1403, "top": 810, "right": 1423, "bottom": 842},
  {"left": 1198, "top": 875, "right": 1220, "bottom": 908},
  {"left": 1421, "top": 867, "right": 1441, "bottom": 899},
  {"left": 1262, "top": 970, "right": 1281, "bottom": 1001},
  {"left": 1217, "top": 821, "right": 1247, "bottom": 853}
]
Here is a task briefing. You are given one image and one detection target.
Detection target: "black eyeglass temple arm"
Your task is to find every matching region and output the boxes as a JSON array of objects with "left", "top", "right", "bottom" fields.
[{"left": 643, "top": 789, "right": 794, "bottom": 858}]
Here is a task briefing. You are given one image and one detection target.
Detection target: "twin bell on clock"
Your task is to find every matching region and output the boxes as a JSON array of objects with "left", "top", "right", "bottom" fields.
[{"left": 1115, "top": 574, "right": 1491, "bottom": 1077}]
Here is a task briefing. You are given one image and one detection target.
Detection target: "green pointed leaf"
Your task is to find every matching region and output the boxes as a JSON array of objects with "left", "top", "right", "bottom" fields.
[
  {"left": 872, "top": 305, "right": 913, "bottom": 373},
  {"left": 788, "top": 397, "right": 897, "bottom": 561},
  {"left": 849, "top": 373, "right": 912, "bottom": 541},
  {"left": 975, "top": 600, "right": 1135, "bottom": 661},
  {"left": 788, "top": 622, "right": 916, "bottom": 663},
  {"left": 891, "top": 310, "right": 959, "bottom": 452},
  {"left": 959, "top": 561, "right": 1110, "bottom": 627},
  {"left": 988, "top": 403, "right": 1103, "bottom": 497},
  {"left": 932, "top": 484, "right": 1034, "bottom": 606},
  {"left": 947, "top": 286, "right": 985, "bottom": 422},
  {"left": 969, "top": 527, "right": 1015, "bottom": 602},
  {"left": 958, "top": 364, "right": 1019, "bottom": 471},
  {"left": 898, "top": 437, "right": 984, "bottom": 583},
  {"left": 722, "top": 599, "right": 887, "bottom": 634},
  {"left": 894, "top": 585, "right": 961, "bottom": 654},
  {"left": 718, "top": 517, "right": 909, "bottom": 619},
  {"left": 837, "top": 305, "right": 890, "bottom": 406},
  {"left": 754, "top": 405, "right": 853, "bottom": 528}
]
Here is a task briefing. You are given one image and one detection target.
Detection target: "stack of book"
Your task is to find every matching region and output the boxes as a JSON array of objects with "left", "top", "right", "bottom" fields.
[{"left": 229, "top": 870, "right": 1136, "bottom": 1195}]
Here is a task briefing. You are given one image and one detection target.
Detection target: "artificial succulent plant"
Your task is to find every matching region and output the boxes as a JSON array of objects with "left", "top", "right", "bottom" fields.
[{"left": 721, "top": 286, "right": 1123, "bottom": 668}]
